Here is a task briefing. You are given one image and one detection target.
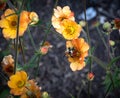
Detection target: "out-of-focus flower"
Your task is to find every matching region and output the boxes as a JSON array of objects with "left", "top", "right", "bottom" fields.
[
  {"left": 29, "top": 12, "right": 39, "bottom": 25},
  {"left": 79, "top": 20, "right": 86, "bottom": 27},
  {"left": 1, "top": 55, "right": 14, "bottom": 76},
  {"left": 109, "top": 40, "right": 115, "bottom": 46},
  {"left": 42, "top": 92, "right": 50, "bottom": 98},
  {"left": 87, "top": 72, "right": 94, "bottom": 81},
  {"left": 8, "top": 71, "right": 28, "bottom": 95},
  {"left": 20, "top": 80, "right": 41, "bottom": 98},
  {"left": 0, "top": 9, "right": 30, "bottom": 39},
  {"left": 61, "top": 19, "right": 82, "bottom": 40},
  {"left": 65, "top": 38, "right": 89, "bottom": 71},
  {"left": 114, "top": 18, "right": 120, "bottom": 29},
  {"left": 52, "top": 6, "right": 75, "bottom": 33},
  {"left": 40, "top": 41, "right": 52, "bottom": 55},
  {"left": 103, "top": 22, "right": 111, "bottom": 32},
  {"left": 0, "top": 0, "right": 6, "bottom": 10}
]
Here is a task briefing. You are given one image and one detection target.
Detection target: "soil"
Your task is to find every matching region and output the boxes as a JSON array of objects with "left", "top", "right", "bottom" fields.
[{"left": 0, "top": 0, "right": 120, "bottom": 98}]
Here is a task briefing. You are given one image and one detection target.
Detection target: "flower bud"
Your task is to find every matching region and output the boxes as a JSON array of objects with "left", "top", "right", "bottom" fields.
[
  {"left": 103, "top": 22, "right": 111, "bottom": 32},
  {"left": 29, "top": 12, "right": 39, "bottom": 25},
  {"left": 109, "top": 40, "right": 115, "bottom": 46},
  {"left": 87, "top": 72, "right": 94, "bottom": 81}
]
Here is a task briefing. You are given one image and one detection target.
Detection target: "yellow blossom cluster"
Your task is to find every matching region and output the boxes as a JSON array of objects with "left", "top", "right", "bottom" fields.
[
  {"left": 8, "top": 71, "right": 41, "bottom": 98},
  {"left": 52, "top": 6, "right": 89, "bottom": 71},
  {"left": 0, "top": 9, "right": 39, "bottom": 39}
]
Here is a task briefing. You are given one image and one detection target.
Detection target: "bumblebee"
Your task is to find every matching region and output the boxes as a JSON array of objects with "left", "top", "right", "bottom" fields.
[{"left": 65, "top": 47, "right": 75, "bottom": 57}]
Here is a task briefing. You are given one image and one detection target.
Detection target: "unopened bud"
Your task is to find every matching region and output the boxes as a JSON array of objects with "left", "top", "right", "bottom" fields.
[
  {"left": 29, "top": 12, "right": 39, "bottom": 25},
  {"left": 79, "top": 20, "right": 86, "bottom": 27},
  {"left": 42, "top": 92, "right": 50, "bottom": 98},
  {"left": 103, "top": 22, "right": 111, "bottom": 31},
  {"left": 87, "top": 72, "right": 94, "bottom": 81},
  {"left": 109, "top": 40, "right": 115, "bottom": 46}
]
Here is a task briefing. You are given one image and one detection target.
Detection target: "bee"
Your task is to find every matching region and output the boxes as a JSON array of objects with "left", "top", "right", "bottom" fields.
[{"left": 65, "top": 47, "right": 75, "bottom": 57}]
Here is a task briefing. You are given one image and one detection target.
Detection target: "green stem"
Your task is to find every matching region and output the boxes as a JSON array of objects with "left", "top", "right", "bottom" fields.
[
  {"left": 7, "top": 0, "right": 16, "bottom": 11},
  {"left": 19, "top": 38, "right": 26, "bottom": 64},
  {"left": 14, "top": 14, "right": 20, "bottom": 74},
  {"left": 54, "top": 0, "right": 59, "bottom": 8},
  {"left": 88, "top": 81, "right": 91, "bottom": 98},
  {"left": 109, "top": 72, "right": 115, "bottom": 90},
  {"left": 91, "top": 55, "right": 106, "bottom": 70},
  {"left": 104, "top": 83, "right": 112, "bottom": 98},
  {"left": 27, "top": 27, "right": 37, "bottom": 51},
  {"left": 34, "top": 54, "right": 42, "bottom": 77},
  {"left": 0, "top": 72, "right": 9, "bottom": 81},
  {"left": 41, "top": 0, "right": 59, "bottom": 46},
  {"left": 96, "top": 27, "right": 108, "bottom": 49},
  {"left": 83, "top": 0, "right": 92, "bottom": 97}
]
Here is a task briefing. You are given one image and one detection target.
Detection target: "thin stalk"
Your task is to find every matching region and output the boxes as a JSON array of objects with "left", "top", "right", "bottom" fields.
[
  {"left": 107, "top": 33, "right": 112, "bottom": 62},
  {"left": 83, "top": 0, "right": 92, "bottom": 71},
  {"left": 0, "top": 72, "right": 9, "bottom": 81},
  {"left": 96, "top": 27, "right": 108, "bottom": 49},
  {"left": 27, "top": 27, "right": 37, "bottom": 51},
  {"left": 88, "top": 81, "right": 91, "bottom": 98},
  {"left": 41, "top": 0, "right": 59, "bottom": 46},
  {"left": 14, "top": 14, "right": 20, "bottom": 74},
  {"left": 107, "top": 33, "right": 115, "bottom": 91},
  {"left": 83, "top": 0, "right": 92, "bottom": 98},
  {"left": 34, "top": 54, "right": 42, "bottom": 77},
  {"left": 109, "top": 72, "right": 115, "bottom": 90},
  {"left": 7, "top": 0, "right": 16, "bottom": 11},
  {"left": 19, "top": 38, "right": 26, "bottom": 64},
  {"left": 41, "top": 24, "right": 52, "bottom": 46},
  {"left": 104, "top": 83, "right": 112, "bottom": 98},
  {"left": 54, "top": 0, "right": 59, "bottom": 9}
]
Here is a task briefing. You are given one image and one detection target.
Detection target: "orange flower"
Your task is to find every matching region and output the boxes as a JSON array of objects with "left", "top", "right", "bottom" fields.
[
  {"left": 20, "top": 80, "right": 41, "bottom": 98},
  {"left": 0, "top": 9, "right": 30, "bottom": 39},
  {"left": 8, "top": 71, "right": 28, "bottom": 95},
  {"left": 65, "top": 38, "right": 89, "bottom": 71},
  {"left": 1, "top": 55, "right": 14, "bottom": 76},
  {"left": 52, "top": 6, "right": 75, "bottom": 33},
  {"left": 61, "top": 19, "right": 82, "bottom": 40}
]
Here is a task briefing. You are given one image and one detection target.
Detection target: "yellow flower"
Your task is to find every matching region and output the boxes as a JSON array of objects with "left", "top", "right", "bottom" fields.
[
  {"left": 0, "top": 9, "right": 30, "bottom": 39},
  {"left": 52, "top": 6, "right": 75, "bottom": 33},
  {"left": 1, "top": 55, "right": 14, "bottom": 76},
  {"left": 8, "top": 71, "right": 28, "bottom": 95},
  {"left": 20, "top": 80, "right": 41, "bottom": 98},
  {"left": 61, "top": 19, "right": 82, "bottom": 40},
  {"left": 65, "top": 38, "right": 89, "bottom": 71}
]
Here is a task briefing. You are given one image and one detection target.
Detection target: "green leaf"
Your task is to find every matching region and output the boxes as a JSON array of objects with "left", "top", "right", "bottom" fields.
[
  {"left": 108, "top": 56, "right": 120, "bottom": 67},
  {"left": 0, "top": 87, "right": 10, "bottom": 98},
  {"left": 91, "top": 55, "right": 107, "bottom": 69}
]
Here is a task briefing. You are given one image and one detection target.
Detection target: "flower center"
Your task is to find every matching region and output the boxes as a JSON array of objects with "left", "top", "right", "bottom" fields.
[
  {"left": 6, "top": 65, "right": 14, "bottom": 73},
  {"left": 59, "top": 16, "right": 67, "bottom": 21},
  {"left": 11, "top": 21, "right": 17, "bottom": 27},
  {"left": 66, "top": 26, "right": 75, "bottom": 35},
  {"left": 17, "top": 80, "right": 25, "bottom": 88}
]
